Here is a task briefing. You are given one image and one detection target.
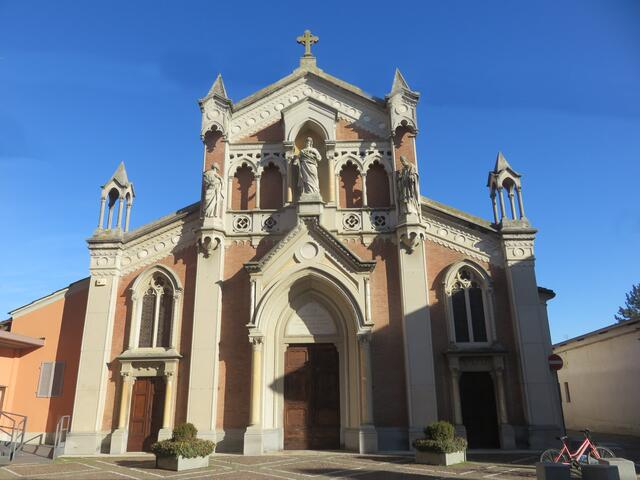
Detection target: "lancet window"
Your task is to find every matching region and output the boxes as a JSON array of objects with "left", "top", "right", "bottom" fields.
[
  {"left": 445, "top": 264, "right": 495, "bottom": 345},
  {"left": 129, "top": 268, "right": 181, "bottom": 350}
]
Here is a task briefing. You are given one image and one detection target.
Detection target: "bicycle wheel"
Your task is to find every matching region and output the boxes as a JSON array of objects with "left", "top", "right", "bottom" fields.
[
  {"left": 589, "top": 446, "right": 615, "bottom": 462},
  {"left": 540, "top": 449, "right": 570, "bottom": 463}
]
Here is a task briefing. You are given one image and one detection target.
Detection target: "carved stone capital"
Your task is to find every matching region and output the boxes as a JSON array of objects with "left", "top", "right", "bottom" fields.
[
  {"left": 249, "top": 335, "right": 264, "bottom": 350},
  {"left": 357, "top": 332, "right": 372, "bottom": 345},
  {"left": 198, "top": 234, "right": 221, "bottom": 258},
  {"left": 398, "top": 229, "right": 425, "bottom": 253}
]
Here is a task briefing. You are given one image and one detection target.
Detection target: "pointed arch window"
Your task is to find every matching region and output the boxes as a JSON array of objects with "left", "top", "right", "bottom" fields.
[
  {"left": 445, "top": 264, "right": 495, "bottom": 345},
  {"left": 129, "top": 268, "right": 182, "bottom": 351}
]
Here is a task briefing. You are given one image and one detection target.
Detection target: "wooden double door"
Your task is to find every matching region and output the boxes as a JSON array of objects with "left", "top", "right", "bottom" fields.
[
  {"left": 127, "top": 377, "right": 165, "bottom": 452},
  {"left": 284, "top": 344, "right": 340, "bottom": 450}
]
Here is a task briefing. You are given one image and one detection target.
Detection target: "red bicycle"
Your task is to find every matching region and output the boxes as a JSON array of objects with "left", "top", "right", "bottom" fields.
[{"left": 540, "top": 429, "right": 614, "bottom": 469}]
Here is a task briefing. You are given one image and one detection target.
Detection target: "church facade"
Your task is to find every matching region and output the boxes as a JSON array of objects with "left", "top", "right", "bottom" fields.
[{"left": 1, "top": 33, "right": 562, "bottom": 456}]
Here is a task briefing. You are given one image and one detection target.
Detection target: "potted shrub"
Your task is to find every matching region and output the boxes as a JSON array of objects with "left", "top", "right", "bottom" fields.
[
  {"left": 151, "top": 423, "right": 215, "bottom": 471},
  {"left": 413, "top": 421, "right": 467, "bottom": 466}
]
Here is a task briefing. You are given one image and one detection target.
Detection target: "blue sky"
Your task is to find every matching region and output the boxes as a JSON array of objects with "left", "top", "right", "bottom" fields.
[{"left": 1, "top": 1, "right": 638, "bottom": 342}]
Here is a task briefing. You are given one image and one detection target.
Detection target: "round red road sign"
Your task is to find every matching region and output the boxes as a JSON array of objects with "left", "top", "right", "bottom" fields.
[{"left": 548, "top": 353, "right": 563, "bottom": 371}]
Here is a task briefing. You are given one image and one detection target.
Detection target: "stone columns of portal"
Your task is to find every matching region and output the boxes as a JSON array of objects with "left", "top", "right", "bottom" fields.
[
  {"left": 449, "top": 368, "right": 463, "bottom": 426},
  {"left": 249, "top": 338, "right": 263, "bottom": 427},
  {"left": 358, "top": 334, "right": 374, "bottom": 425},
  {"left": 118, "top": 374, "right": 134, "bottom": 429},
  {"left": 109, "top": 373, "right": 134, "bottom": 454},
  {"left": 156, "top": 371, "right": 176, "bottom": 442},
  {"left": 162, "top": 372, "right": 174, "bottom": 430},
  {"left": 491, "top": 364, "right": 517, "bottom": 449},
  {"left": 358, "top": 333, "right": 378, "bottom": 453},
  {"left": 244, "top": 336, "right": 264, "bottom": 455}
]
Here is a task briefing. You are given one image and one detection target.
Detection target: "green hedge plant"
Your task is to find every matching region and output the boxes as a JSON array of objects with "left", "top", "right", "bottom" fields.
[
  {"left": 413, "top": 420, "right": 467, "bottom": 454},
  {"left": 151, "top": 423, "right": 215, "bottom": 459}
]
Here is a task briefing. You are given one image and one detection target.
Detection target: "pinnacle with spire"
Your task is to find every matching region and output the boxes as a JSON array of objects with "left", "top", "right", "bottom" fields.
[
  {"left": 104, "top": 161, "right": 130, "bottom": 188},
  {"left": 494, "top": 151, "right": 510, "bottom": 172},
  {"left": 391, "top": 68, "right": 411, "bottom": 92},
  {"left": 207, "top": 73, "right": 229, "bottom": 99},
  {"left": 492, "top": 151, "right": 520, "bottom": 176}
]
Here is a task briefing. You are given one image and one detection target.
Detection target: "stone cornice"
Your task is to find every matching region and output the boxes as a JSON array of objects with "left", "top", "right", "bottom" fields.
[
  {"left": 228, "top": 76, "right": 389, "bottom": 142},
  {"left": 423, "top": 212, "right": 500, "bottom": 264}
]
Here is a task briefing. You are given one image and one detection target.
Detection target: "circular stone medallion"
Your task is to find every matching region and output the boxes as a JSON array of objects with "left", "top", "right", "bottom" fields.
[{"left": 299, "top": 242, "right": 319, "bottom": 260}]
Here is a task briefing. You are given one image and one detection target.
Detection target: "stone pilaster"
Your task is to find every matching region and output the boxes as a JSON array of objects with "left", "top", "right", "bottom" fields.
[
  {"left": 66, "top": 237, "right": 123, "bottom": 455},
  {"left": 185, "top": 228, "right": 225, "bottom": 443},
  {"left": 396, "top": 219, "right": 438, "bottom": 447},
  {"left": 500, "top": 225, "right": 562, "bottom": 448},
  {"left": 109, "top": 373, "right": 134, "bottom": 454}
]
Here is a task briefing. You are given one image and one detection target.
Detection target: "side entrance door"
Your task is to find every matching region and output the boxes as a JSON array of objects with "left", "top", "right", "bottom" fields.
[
  {"left": 284, "top": 344, "right": 340, "bottom": 450},
  {"left": 127, "top": 377, "right": 165, "bottom": 452},
  {"left": 459, "top": 371, "right": 500, "bottom": 448}
]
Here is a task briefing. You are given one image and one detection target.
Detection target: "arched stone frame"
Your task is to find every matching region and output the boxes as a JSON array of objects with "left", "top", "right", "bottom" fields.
[
  {"left": 362, "top": 155, "right": 393, "bottom": 209},
  {"left": 282, "top": 99, "right": 338, "bottom": 204},
  {"left": 362, "top": 153, "right": 392, "bottom": 175},
  {"left": 257, "top": 160, "right": 286, "bottom": 210},
  {"left": 337, "top": 161, "right": 364, "bottom": 209},
  {"left": 443, "top": 261, "right": 497, "bottom": 347},
  {"left": 126, "top": 265, "right": 184, "bottom": 352},
  {"left": 334, "top": 154, "right": 363, "bottom": 210},
  {"left": 334, "top": 153, "right": 364, "bottom": 174},
  {"left": 227, "top": 161, "right": 257, "bottom": 211},
  {"left": 248, "top": 266, "right": 374, "bottom": 453},
  {"left": 286, "top": 117, "right": 333, "bottom": 144}
]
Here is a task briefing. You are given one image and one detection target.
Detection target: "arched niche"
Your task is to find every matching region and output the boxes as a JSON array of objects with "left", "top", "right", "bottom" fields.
[{"left": 293, "top": 121, "right": 331, "bottom": 202}]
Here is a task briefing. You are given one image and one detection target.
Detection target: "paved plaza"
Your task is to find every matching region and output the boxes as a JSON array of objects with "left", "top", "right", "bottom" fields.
[{"left": 0, "top": 451, "right": 547, "bottom": 480}]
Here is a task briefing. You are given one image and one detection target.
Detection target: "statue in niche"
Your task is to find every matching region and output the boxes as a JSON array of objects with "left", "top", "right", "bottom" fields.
[
  {"left": 397, "top": 155, "right": 421, "bottom": 216},
  {"left": 294, "top": 136, "right": 323, "bottom": 198},
  {"left": 202, "top": 163, "right": 224, "bottom": 218}
]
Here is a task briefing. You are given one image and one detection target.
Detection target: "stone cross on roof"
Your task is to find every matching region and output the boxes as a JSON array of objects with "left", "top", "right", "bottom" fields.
[{"left": 297, "top": 29, "right": 319, "bottom": 57}]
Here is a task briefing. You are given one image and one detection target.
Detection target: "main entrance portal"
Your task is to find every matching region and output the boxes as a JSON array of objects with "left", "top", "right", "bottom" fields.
[{"left": 284, "top": 344, "right": 340, "bottom": 450}]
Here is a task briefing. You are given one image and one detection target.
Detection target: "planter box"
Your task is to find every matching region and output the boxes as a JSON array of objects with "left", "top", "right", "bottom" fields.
[
  {"left": 535, "top": 462, "right": 570, "bottom": 480},
  {"left": 156, "top": 455, "right": 209, "bottom": 471},
  {"left": 415, "top": 449, "right": 466, "bottom": 466},
  {"left": 598, "top": 458, "right": 637, "bottom": 480}
]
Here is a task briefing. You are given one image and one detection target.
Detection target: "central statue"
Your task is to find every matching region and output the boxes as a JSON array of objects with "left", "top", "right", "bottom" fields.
[{"left": 295, "top": 136, "right": 323, "bottom": 198}]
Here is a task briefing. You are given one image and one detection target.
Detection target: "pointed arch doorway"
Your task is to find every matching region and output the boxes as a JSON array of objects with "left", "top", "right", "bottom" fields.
[{"left": 246, "top": 270, "right": 376, "bottom": 454}]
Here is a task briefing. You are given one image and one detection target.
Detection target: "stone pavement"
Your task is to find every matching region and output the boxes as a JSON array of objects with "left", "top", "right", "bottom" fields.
[{"left": 0, "top": 451, "right": 545, "bottom": 480}]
